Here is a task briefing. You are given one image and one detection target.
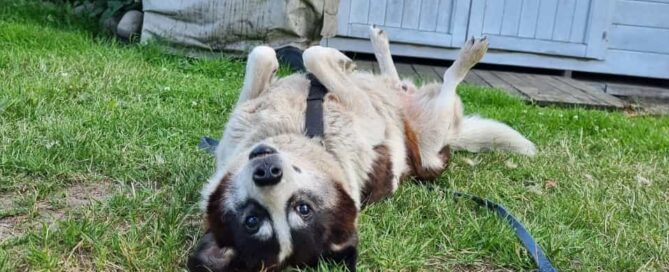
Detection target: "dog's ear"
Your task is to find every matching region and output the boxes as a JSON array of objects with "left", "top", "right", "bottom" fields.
[
  {"left": 187, "top": 232, "right": 236, "bottom": 272},
  {"left": 325, "top": 235, "right": 358, "bottom": 272},
  {"left": 324, "top": 183, "right": 359, "bottom": 271},
  {"left": 205, "top": 175, "right": 235, "bottom": 249}
]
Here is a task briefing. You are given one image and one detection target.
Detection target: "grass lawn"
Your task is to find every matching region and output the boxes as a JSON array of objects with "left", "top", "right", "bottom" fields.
[{"left": 2, "top": 1, "right": 669, "bottom": 271}]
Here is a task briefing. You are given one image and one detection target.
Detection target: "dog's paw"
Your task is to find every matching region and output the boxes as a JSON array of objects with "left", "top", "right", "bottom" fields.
[
  {"left": 369, "top": 25, "right": 390, "bottom": 45},
  {"left": 458, "top": 36, "right": 488, "bottom": 69}
]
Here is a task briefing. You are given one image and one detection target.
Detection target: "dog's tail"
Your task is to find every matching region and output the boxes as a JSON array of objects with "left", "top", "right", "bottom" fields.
[{"left": 450, "top": 116, "right": 536, "bottom": 156}]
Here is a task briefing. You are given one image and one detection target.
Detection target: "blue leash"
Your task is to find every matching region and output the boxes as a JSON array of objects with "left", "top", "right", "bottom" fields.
[
  {"left": 198, "top": 137, "right": 557, "bottom": 272},
  {"left": 448, "top": 190, "right": 556, "bottom": 272},
  {"left": 198, "top": 137, "right": 219, "bottom": 154}
]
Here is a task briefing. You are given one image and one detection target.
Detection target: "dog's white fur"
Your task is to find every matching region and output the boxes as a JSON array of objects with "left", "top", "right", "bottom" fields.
[{"left": 198, "top": 26, "right": 536, "bottom": 268}]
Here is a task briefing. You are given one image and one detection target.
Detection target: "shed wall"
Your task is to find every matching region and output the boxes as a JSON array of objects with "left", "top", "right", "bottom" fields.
[{"left": 327, "top": 0, "right": 669, "bottom": 79}]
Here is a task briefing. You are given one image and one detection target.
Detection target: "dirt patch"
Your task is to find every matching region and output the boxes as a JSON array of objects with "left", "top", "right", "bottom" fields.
[
  {"left": 0, "top": 193, "right": 14, "bottom": 211},
  {"left": 0, "top": 181, "right": 115, "bottom": 243},
  {"left": 0, "top": 215, "right": 26, "bottom": 243},
  {"left": 63, "top": 182, "right": 114, "bottom": 207},
  {"left": 449, "top": 264, "right": 515, "bottom": 272},
  {"left": 426, "top": 256, "right": 515, "bottom": 272},
  {"left": 61, "top": 241, "right": 98, "bottom": 272}
]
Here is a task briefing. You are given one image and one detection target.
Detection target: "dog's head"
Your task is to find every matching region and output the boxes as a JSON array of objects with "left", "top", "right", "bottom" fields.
[{"left": 189, "top": 136, "right": 358, "bottom": 271}]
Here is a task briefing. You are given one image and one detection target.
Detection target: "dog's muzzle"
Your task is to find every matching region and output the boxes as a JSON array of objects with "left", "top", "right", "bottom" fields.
[{"left": 249, "top": 144, "right": 283, "bottom": 186}]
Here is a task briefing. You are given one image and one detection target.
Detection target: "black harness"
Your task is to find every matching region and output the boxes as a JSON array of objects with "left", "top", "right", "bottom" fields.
[{"left": 304, "top": 73, "right": 328, "bottom": 138}]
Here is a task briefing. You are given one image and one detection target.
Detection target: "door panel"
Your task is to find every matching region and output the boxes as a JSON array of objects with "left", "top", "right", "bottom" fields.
[
  {"left": 337, "top": 0, "right": 471, "bottom": 47},
  {"left": 467, "top": 0, "right": 613, "bottom": 59},
  {"left": 337, "top": 0, "right": 612, "bottom": 59}
]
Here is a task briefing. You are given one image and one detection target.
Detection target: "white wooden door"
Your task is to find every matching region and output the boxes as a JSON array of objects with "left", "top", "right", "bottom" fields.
[
  {"left": 467, "top": 0, "right": 614, "bottom": 59},
  {"left": 337, "top": 0, "right": 472, "bottom": 47}
]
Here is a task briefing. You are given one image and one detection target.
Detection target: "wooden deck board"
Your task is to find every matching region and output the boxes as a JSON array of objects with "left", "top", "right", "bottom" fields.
[
  {"left": 483, "top": 71, "right": 623, "bottom": 108},
  {"left": 412, "top": 64, "right": 442, "bottom": 83},
  {"left": 464, "top": 70, "right": 492, "bottom": 87},
  {"left": 554, "top": 77, "right": 627, "bottom": 108},
  {"left": 544, "top": 76, "right": 619, "bottom": 108},
  {"left": 395, "top": 63, "right": 418, "bottom": 79},
  {"left": 534, "top": 76, "right": 606, "bottom": 107},
  {"left": 355, "top": 60, "right": 377, "bottom": 73},
  {"left": 499, "top": 72, "right": 568, "bottom": 102},
  {"left": 605, "top": 83, "right": 669, "bottom": 99},
  {"left": 351, "top": 58, "right": 626, "bottom": 109},
  {"left": 431, "top": 66, "right": 447, "bottom": 80},
  {"left": 475, "top": 70, "right": 527, "bottom": 98},
  {"left": 537, "top": 74, "right": 602, "bottom": 106}
]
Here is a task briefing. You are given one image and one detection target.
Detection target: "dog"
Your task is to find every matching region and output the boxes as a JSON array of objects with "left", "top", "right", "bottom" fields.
[{"left": 187, "top": 26, "right": 536, "bottom": 271}]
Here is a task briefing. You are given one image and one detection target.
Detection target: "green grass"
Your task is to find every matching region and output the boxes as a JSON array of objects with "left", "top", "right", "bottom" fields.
[{"left": 1, "top": 1, "right": 668, "bottom": 271}]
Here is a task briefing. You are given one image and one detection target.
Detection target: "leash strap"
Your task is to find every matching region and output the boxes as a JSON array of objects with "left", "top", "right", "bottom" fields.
[
  {"left": 448, "top": 191, "right": 557, "bottom": 272},
  {"left": 197, "top": 137, "right": 556, "bottom": 271},
  {"left": 304, "top": 73, "right": 328, "bottom": 138},
  {"left": 198, "top": 137, "right": 219, "bottom": 154}
]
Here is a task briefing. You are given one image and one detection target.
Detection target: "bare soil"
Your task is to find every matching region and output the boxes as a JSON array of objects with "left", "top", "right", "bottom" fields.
[{"left": 0, "top": 182, "right": 115, "bottom": 243}]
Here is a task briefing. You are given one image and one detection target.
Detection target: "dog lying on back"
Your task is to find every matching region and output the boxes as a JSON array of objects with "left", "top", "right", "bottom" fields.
[{"left": 188, "top": 26, "right": 536, "bottom": 271}]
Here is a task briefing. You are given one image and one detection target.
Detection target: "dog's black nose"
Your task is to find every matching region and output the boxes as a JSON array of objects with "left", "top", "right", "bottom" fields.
[
  {"left": 250, "top": 145, "right": 282, "bottom": 186},
  {"left": 249, "top": 144, "right": 277, "bottom": 160},
  {"left": 252, "top": 158, "right": 283, "bottom": 186}
]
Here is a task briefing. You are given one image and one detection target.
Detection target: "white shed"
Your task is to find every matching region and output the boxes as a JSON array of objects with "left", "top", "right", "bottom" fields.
[{"left": 326, "top": 0, "right": 669, "bottom": 80}]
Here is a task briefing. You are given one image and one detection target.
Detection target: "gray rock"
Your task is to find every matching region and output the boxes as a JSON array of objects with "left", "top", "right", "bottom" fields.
[
  {"left": 103, "top": 16, "right": 119, "bottom": 35},
  {"left": 116, "top": 10, "right": 143, "bottom": 41},
  {"left": 73, "top": 2, "right": 96, "bottom": 17}
]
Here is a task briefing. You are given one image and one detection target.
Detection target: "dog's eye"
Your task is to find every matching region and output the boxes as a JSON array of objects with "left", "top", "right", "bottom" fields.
[
  {"left": 295, "top": 203, "right": 311, "bottom": 216},
  {"left": 244, "top": 215, "right": 260, "bottom": 232}
]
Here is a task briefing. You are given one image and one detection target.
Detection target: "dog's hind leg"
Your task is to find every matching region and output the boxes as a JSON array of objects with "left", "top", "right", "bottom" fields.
[
  {"left": 369, "top": 26, "right": 400, "bottom": 82},
  {"left": 404, "top": 37, "right": 534, "bottom": 178},
  {"left": 440, "top": 37, "right": 488, "bottom": 99},
  {"left": 236, "top": 46, "right": 279, "bottom": 104},
  {"left": 368, "top": 26, "right": 421, "bottom": 96},
  {"left": 441, "top": 37, "right": 535, "bottom": 156},
  {"left": 404, "top": 37, "right": 488, "bottom": 168}
]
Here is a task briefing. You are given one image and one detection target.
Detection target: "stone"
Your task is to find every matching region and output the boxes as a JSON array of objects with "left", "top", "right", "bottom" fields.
[
  {"left": 73, "top": 2, "right": 96, "bottom": 17},
  {"left": 103, "top": 16, "right": 119, "bottom": 35},
  {"left": 116, "top": 10, "right": 143, "bottom": 41}
]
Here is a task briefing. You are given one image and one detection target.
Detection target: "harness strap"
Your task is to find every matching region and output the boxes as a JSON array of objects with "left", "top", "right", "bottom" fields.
[{"left": 305, "top": 73, "right": 328, "bottom": 138}]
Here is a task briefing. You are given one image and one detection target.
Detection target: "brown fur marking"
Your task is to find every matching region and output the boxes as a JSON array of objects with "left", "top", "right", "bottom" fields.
[
  {"left": 402, "top": 117, "right": 452, "bottom": 182},
  {"left": 438, "top": 145, "right": 451, "bottom": 168},
  {"left": 361, "top": 145, "right": 394, "bottom": 206},
  {"left": 402, "top": 118, "right": 423, "bottom": 179},
  {"left": 206, "top": 174, "right": 233, "bottom": 247},
  {"left": 328, "top": 182, "right": 358, "bottom": 245}
]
